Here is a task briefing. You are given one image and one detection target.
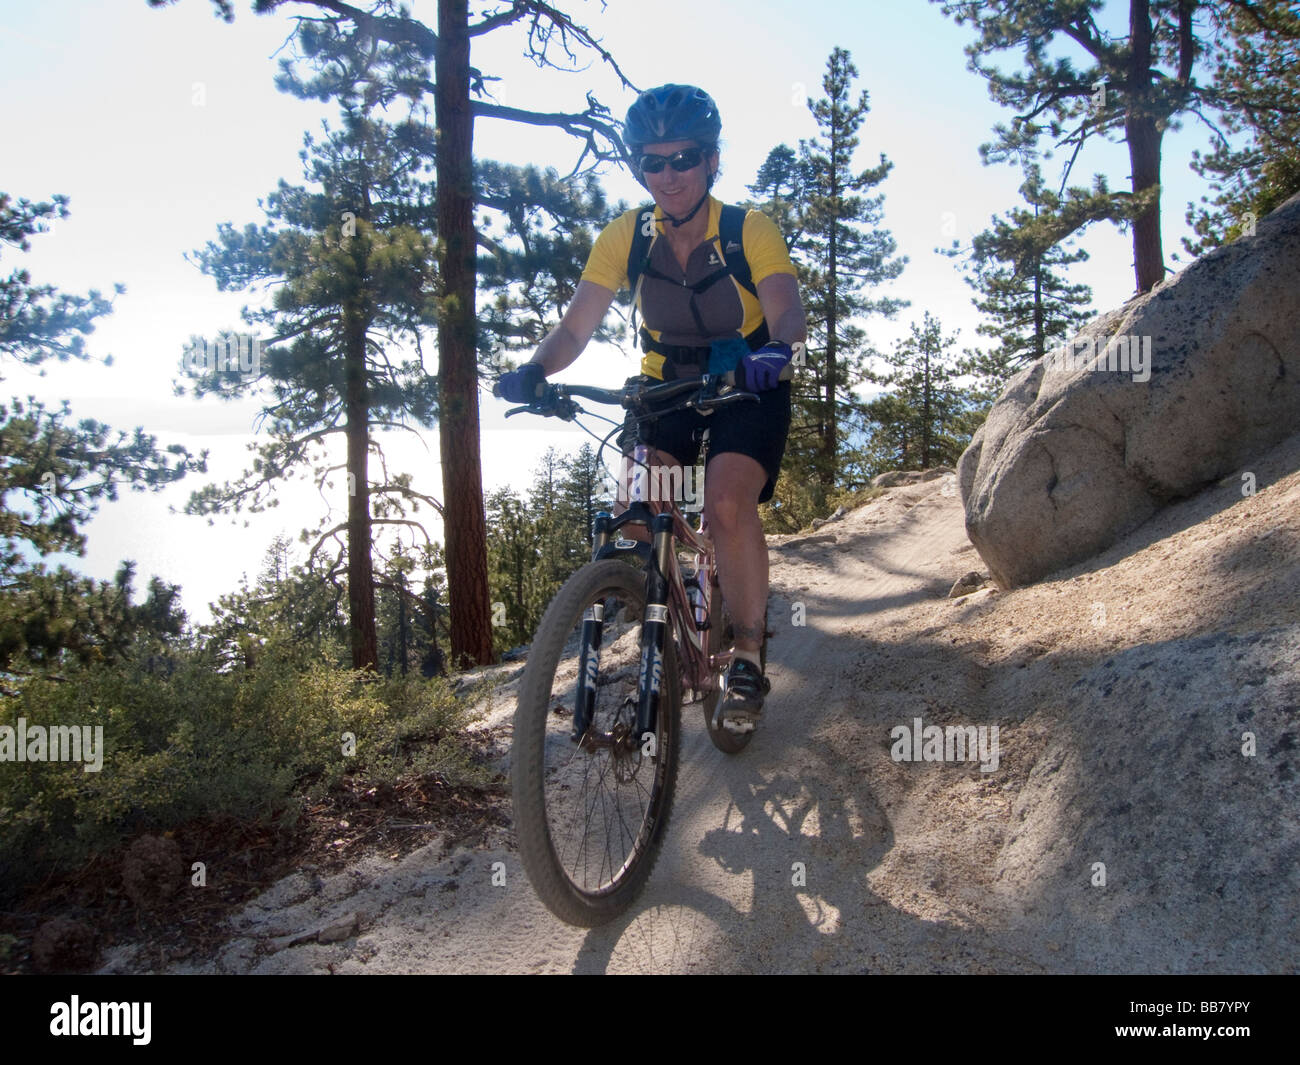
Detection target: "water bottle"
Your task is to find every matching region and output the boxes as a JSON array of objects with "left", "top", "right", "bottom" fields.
[{"left": 684, "top": 571, "right": 708, "bottom": 630}]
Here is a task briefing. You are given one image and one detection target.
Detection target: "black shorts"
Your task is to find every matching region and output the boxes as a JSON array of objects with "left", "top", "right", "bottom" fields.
[{"left": 617, "top": 379, "right": 792, "bottom": 504}]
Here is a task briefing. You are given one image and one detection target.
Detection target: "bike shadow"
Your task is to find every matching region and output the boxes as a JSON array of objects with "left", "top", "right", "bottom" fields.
[{"left": 570, "top": 725, "right": 1027, "bottom": 974}]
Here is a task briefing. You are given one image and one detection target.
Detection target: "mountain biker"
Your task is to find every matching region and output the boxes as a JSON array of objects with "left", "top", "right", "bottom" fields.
[{"left": 497, "top": 83, "right": 807, "bottom": 730}]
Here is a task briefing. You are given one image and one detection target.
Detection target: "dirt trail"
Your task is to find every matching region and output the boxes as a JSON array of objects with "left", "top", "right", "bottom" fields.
[{"left": 124, "top": 437, "right": 1299, "bottom": 974}]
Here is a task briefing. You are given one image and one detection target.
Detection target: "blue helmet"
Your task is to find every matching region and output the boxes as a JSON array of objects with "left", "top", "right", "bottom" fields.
[{"left": 623, "top": 84, "right": 721, "bottom": 153}]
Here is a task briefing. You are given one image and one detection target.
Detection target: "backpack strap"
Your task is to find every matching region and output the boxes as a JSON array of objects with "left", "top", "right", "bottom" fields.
[
  {"left": 628, "top": 202, "right": 766, "bottom": 361},
  {"left": 626, "top": 203, "right": 756, "bottom": 298},
  {"left": 717, "top": 204, "right": 756, "bottom": 298},
  {"left": 626, "top": 206, "right": 658, "bottom": 296}
]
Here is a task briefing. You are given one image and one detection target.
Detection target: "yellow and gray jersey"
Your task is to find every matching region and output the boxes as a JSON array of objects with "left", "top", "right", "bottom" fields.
[{"left": 580, "top": 196, "right": 797, "bottom": 380}]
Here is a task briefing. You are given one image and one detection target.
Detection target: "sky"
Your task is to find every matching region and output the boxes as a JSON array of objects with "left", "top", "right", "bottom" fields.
[{"left": 1, "top": 0, "right": 1240, "bottom": 623}]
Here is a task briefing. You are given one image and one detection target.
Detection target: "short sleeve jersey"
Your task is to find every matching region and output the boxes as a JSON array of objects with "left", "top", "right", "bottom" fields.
[{"left": 580, "top": 196, "right": 797, "bottom": 379}]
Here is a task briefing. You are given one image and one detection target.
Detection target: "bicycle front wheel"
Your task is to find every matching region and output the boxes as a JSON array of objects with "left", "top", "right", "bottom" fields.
[{"left": 511, "top": 559, "right": 681, "bottom": 927}]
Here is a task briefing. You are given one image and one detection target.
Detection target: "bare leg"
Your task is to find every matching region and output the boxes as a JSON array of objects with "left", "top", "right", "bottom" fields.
[{"left": 703, "top": 452, "right": 768, "bottom": 656}]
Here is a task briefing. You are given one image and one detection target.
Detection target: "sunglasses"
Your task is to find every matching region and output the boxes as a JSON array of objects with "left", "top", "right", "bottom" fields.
[{"left": 638, "top": 147, "right": 706, "bottom": 174}]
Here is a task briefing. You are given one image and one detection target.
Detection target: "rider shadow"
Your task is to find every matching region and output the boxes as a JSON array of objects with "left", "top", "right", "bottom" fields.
[
  {"left": 695, "top": 747, "right": 895, "bottom": 970},
  {"left": 570, "top": 725, "right": 1010, "bottom": 973}
]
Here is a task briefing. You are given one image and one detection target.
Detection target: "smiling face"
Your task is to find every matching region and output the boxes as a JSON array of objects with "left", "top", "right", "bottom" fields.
[{"left": 640, "top": 138, "right": 718, "bottom": 216}]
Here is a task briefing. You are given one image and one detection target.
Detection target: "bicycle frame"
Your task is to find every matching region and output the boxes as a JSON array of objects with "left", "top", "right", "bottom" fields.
[
  {"left": 502, "top": 367, "right": 788, "bottom": 925},
  {"left": 498, "top": 371, "right": 764, "bottom": 748},
  {"left": 572, "top": 441, "right": 726, "bottom": 747}
]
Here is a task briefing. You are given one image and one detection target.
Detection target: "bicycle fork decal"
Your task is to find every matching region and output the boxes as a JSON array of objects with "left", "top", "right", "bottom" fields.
[
  {"left": 572, "top": 603, "right": 604, "bottom": 740},
  {"left": 637, "top": 514, "right": 676, "bottom": 740},
  {"left": 639, "top": 641, "right": 663, "bottom": 695}
]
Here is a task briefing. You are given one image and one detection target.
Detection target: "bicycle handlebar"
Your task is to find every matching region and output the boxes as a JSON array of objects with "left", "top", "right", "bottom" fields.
[{"left": 493, "top": 362, "right": 794, "bottom": 422}]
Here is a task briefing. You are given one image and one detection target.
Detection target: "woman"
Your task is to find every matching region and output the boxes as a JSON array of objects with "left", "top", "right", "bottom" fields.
[{"left": 498, "top": 84, "right": 806, "bottom": 731}]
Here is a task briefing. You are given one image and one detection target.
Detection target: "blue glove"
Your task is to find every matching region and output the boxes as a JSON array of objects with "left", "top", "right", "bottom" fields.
[
  {"left": 738, "top": 341, "right": 793, "bottom": 392},
  {"left": 497, "top": 363, "right": 546, "bottom": 403}
]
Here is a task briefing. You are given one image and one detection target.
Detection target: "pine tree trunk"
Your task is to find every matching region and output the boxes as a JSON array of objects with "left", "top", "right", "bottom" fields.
[
  {"left": 1033, "top": 255, "right": 1045, "bottom": 360},
  {"left": 921, "top": 340, "right": 933, "bottom": 468},
  {"left": 821, "top": 125, "right": 840, "bottom": 490},
  {"left": 345, "top": 317, "right": 379, "bottom": 670},
  {"left": 436, "top": 0, "right": 493, "bottom": 667},
  {"left": 398, "top": 574, "right": 409, "bottom": 676},
  {"left": 1127, "top": 0, "right": 1166, "bottom": 293},
  {"left": 424, "top": 582, "right": 446, "bottom": 678}
]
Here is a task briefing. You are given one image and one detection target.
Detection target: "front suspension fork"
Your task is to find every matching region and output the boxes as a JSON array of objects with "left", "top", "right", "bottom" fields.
[
  {"left": 573, "top": 510, "right": 613, "bottom": 739},
  {"left": 635, "top": 514, "right": 676, "bottom": 744},
  {"left": 573, "top": 513, "right": 674, "bottom": 747}
]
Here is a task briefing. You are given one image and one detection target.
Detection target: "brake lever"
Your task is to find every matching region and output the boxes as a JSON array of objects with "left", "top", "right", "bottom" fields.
[
  {"left": 690, "top": 379, "right": 758, "bottom": 412},
  {"left": 506, "top": 395, "right": 581, "bottom": 421}
]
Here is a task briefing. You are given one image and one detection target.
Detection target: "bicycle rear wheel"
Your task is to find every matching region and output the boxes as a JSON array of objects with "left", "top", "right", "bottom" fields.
[{"left": 511, "top": 558, "right": 681, "bottom": 927}]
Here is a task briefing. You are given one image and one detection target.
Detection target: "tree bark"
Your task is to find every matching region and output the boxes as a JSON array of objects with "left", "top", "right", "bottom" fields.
[
  {"left": 822, "top": 117, "right": 840, "bottom": 489},
  {"left": 921, "top": 336, "right": 933, "bottom": 468},
  {"left": 436, "top": 0, "right": 493, "bottom": 666},
  {"left": 1033, "top": 258, "right": 1044, "bottom": 360},
  {"left": 344, "top": 313, "right": 379, "bottom": 670},
  {"left": 1127, "top": 0, "right": 1166, "bottom": 293}
]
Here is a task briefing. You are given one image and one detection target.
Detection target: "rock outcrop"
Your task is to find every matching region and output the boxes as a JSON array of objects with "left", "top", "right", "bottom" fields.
[{"left": 958, "top": 192, "right": 1300, "bottom": 588}]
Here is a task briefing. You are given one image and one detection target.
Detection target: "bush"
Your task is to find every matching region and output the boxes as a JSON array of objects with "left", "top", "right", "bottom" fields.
[
  {"left": 762, "top": 478, "right": 883, "bottom": 535},
  {"left": 0, "top": 635, "right": 488, "bottom": 899}
]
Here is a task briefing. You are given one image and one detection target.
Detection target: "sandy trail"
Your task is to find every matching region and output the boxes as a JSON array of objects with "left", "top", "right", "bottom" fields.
[{"left": 135, "top": 439, "right": 1299, "bottom": 973}]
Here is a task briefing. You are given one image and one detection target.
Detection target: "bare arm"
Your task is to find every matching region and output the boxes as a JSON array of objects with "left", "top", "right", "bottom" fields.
[
  {"left": 756, "top": 272, "right": 807, "bottom": 349},
  {"left": 529, "top": 280, "right": 617, "bottom": 377}
]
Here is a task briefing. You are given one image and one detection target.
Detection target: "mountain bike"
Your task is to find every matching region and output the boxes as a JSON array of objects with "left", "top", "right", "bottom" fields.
[{"left": 497, "top": 370, "right": 780, "bottom": 927}]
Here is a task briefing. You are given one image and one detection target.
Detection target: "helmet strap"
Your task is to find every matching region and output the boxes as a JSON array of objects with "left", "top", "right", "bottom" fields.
[{"left": 663, "top": 190, "right": 710, "bottom": 228}]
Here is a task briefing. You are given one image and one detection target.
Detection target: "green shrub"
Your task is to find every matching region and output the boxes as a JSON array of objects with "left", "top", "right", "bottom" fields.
[{"left": 0, "top": 636, "right": 490, "bottom": 899}]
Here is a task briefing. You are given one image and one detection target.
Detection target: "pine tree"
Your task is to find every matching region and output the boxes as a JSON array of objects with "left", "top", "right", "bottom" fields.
[
  {"left": 484, "top": 485, "right": 541, "bottom": 653},
  {"left": 1184, "top": 1, "right": 1300, "bottom": 255},
  {"left": 185, "top": 31, "right": 441, "bottom": 672},
  {"left": 200, "top": 535, "right": 350, "bottom": 672},
  {"left": 933, "top": 0, "right": 1300, "bottom": 293},
  {"left": 0, "top": 194, "right": 203, "bottom": 676},
  {"left": 866, "top": 313, "right": 970, "bottom": 472},
  {"left": 0, "top": 196, "right": 203, "bottom": 582},
  {"left": 947, "top": 164, "right": 1093, "bottom": 402},
  {"left": 418, "top": 567, "right": 449, "bottom": 678},
  {"left": 376, "top": 552, "right": 418, "bottom": 678},
  {"left": 526, "top": 445, "right": 569, "bottom": 610},
  {"left": 0, "top": 193, "right": 119, "bottom": 371},
  {"left": 746, "top": 144, "right": 814, "bottom": 254},
  {"left": 795, "top": 48, "right": 907, "bottom": 494},
  {"left": 555, "top": 443, "right": 613, "bottom": 566},
  {"left": 477, "top": 163, "right": 618, "bottom": 355},
  {"left": 154, "top": 0, "right": 635, "bottom": 668}
]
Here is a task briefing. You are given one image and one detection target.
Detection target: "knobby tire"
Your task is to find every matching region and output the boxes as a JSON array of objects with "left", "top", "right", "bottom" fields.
[{"left": 511, "top": 559, "right": 681, "bottom": 927}]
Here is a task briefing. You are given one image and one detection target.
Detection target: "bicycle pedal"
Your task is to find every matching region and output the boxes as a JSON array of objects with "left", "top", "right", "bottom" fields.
[{"left": 721, "top": 717, "right": 756, "bottom": 734}]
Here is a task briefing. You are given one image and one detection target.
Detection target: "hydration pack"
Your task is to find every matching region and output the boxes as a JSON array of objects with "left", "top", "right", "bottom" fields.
[
  {"left": 626, "top": 202, "right": 756, "bottom": 300},
  {"left": 626, "top": 203, "right": 767, "bottom": 371}
]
